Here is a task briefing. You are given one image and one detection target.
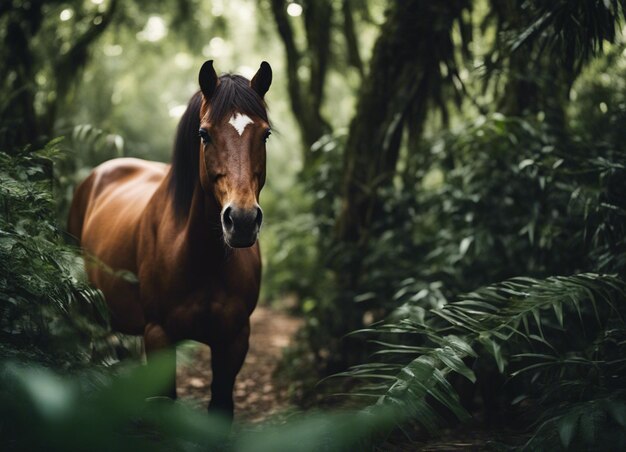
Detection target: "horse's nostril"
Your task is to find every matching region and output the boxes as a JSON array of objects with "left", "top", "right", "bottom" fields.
[
  {"left": 222, "top": 206, "right": 234, "bottom": 231},
  {"left": 255, "top": 207, "right": 263, "bottom": 228}
]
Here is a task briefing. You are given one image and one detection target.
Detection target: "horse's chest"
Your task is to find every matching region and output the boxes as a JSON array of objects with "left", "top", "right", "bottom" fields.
[
  {"left": 156, "top": 283, "right": 255, "bottom": 345},
  {"left": 174, "top": 293, "right": 251, "bottom": 344},
  {"left": 137, "top": 240, "right": 260, "bottom": 344}
]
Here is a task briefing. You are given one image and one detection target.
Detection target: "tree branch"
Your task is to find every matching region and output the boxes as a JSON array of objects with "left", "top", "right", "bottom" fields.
[
  {"left": 270, "top": 0, "right": 332, "bottom": 157},
  {"left": 303, "top": 0, "right": 332, "bottom": 112},
  {"left": 269, "top": 0, "right": 306, "bottom": 126},
  {"left": 341, "top": 0, "right": 363, "bottom": 76}
]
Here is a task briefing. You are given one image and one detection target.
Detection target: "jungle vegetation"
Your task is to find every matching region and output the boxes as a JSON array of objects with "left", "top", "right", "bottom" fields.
[{"left": 2, "top": 0, "right": 626, "bottom": 450}]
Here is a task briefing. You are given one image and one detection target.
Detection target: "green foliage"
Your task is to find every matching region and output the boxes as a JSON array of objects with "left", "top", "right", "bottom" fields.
[
  {"left": 513, "top": 0, "right": 626, "bottom": 72},
  {"left": 408, "top": 116, "right": 580, "bottom": 290},
  {"left": 265, "top": 3, "right": 626, "bottom": 448},
  {"left": 55, "top": 124, "right": 125, "bottom": 225},
  {"left": 0, "top": 354, "right": 230, "bottom": 451},
  {"left": 569, "top": 43, "right": 626, "bottom": 156},
  {"left": 264, "top": 131, "right": 346, "bottom": 304},
  {"left": 523, "top": 396, "right": 626, "bottom": 451},
  {"left": 308, "top": 115, "right": 584, "bottom": 334},
  {"left": 0, "top": 0, "right": 120, "bottom": 150},
  {"left": 0, "top": 142, "right": 112, "bottom": 368},
  {"left": 344, "top": 273, "right": 626, "bottom": 447},
  {"left": 335, "top": 98, "right": 626, "bottom": 446},
  {"left": 0, "top": 353, "right": 404, "bottom": 452},
  {"left": 259, "top": 185, "right": 323, "bottom": 304}
]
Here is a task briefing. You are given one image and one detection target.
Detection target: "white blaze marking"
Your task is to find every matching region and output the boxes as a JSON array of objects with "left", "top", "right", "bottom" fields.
[{"left": 228, "top": 113, "right": 254, "bottom": 136}]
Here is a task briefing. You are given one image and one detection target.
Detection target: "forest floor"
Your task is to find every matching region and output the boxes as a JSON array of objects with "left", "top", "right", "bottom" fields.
[
  {"left": 176, "top": 304, "right": 302, "bottom": 423},
  {"left": 175, "top": 306, "right": 526, "bottom": 450}
]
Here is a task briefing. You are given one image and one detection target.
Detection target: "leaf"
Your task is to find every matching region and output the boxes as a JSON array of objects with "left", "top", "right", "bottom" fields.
[
  {"left": 459, "top": 236, "right": 473, "bottom": 256},
  {"left": 479, "top": 337, "right": 505, "bottom": 373},
  {"left": 531, "top": 308, "right": 544, "bottom": 338},
  {"left": 434, "top": 347, "right": 476, "bottom": 383},
  {"left": 354, "top": 292, "right": 377, "bottom": 303},
  {"left": 608, "top": 401, "right": 626, "bottom": 427},
  {"left": 443, "top": 335, "right": 477, "bottom": 358},
  {"left": 511, "top": 11, "right": 553, "bottom": 52},
  {"left": 552, "top": 301, "right": 564, "bottom": 327},
  {"left": 579, "top": 408, "right": 599, "bottom": 445},
  {"left": 519, "top": 158, "right": 535, "bottom": 170},
  {"left": 558, "top": 411, "right": 580, "bottom": 449}
]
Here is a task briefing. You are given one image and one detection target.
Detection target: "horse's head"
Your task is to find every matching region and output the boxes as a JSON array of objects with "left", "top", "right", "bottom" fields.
[{"left": 196, "top": 61, "right": 272, "bottom": 248}]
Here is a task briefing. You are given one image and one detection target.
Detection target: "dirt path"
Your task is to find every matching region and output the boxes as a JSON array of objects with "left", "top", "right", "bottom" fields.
[
  {"left": 175, "top": 307, "right": 521, "bottom": 449},
  {"left": 177, "top": 305, "right": 302, "bottom": 423}
]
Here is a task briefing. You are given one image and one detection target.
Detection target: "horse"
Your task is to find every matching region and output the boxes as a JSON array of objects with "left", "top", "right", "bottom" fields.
[{"left": 68, "top": 60, "right": 272, "bottom": 419}]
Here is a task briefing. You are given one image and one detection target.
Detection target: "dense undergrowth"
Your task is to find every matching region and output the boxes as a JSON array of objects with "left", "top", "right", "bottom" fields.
[
  {"left": 325, "top": 61, "right": 626, "bottom": 449},
  {"left": 0, "top": 142, "right": 112, "bottom": 369},
  {"left": 3, "top": 1, "right": 626, "bottom": 451},
  {"left": 272, "top": 42, "right": 626, "bottom": 449}
]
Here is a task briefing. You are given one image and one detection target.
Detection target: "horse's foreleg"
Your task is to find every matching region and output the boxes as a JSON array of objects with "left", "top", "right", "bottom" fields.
[
  {"left": 208, "top": 323, "right": 250, "bottom": 420},
  {"left": 144, "top": 322, "right": 177, "bottom": 399}
]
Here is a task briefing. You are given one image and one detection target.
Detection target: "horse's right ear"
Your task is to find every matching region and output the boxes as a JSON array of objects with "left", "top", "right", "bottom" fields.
[
  {"left": 199, "top": 60, "right": 219, "bottom": 99},
  {"left": 250, "top": 61, "right": 272, "bottom": 98}
]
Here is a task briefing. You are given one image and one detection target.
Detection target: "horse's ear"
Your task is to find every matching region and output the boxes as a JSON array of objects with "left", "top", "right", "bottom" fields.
[
  {"left": 250, "top": 61, "right": 272, "bottom": 98},
  {"left": 199, "top": 60, "right": 219, "bottom": 99}
]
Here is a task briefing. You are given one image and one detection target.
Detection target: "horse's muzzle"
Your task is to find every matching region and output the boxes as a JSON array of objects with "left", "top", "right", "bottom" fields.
[{"left": 221, "top": 204, "right": 263, "bottom": 248}]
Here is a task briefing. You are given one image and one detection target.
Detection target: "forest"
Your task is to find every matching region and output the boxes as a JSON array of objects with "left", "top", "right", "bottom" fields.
[{"left": 2, "top": 0, "right": 626, "bottom": 450}]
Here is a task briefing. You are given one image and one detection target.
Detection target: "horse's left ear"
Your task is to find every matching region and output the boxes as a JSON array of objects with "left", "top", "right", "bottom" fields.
[
  {"left": 199, "top": 60, "right": 219, "bottom": 99},
  {"left": 250, "top": 61, "right": 272, "bottom": 98}
]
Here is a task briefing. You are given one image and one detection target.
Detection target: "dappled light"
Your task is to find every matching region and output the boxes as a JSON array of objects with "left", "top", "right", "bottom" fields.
[{"left": 2, "top": 0, "right": 626, "bottom": 450}]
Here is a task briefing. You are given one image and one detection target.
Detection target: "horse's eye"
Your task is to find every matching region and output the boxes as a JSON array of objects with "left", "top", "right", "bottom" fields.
[
  {"left": 199, "top": 128, "right": 210, "bottom": 144},
  {"left": 263, "top": 128, "right": 271, "bottom": 143}
]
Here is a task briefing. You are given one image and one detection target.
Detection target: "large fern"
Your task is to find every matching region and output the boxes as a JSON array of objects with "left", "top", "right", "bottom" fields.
[
  {"left": 342, "top": 272, "right": 626, "bottom": 447},
  {"left": 0, "top": 143, "right": 113, "bottom": 368}
]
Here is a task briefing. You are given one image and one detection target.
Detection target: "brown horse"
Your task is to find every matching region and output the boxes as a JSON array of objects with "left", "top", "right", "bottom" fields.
[{"left": 68, "top": 60, "right": 272, "bottom": 419}]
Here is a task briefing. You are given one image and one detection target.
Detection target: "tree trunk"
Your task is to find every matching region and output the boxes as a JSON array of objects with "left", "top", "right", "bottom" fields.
[
  {"left": 336, "top": 0, "right": 465, "bottom": 259},
  {"left": 326, "top": 0, "right": 467, "bottom": 371},
  {"left": 1, "top": 1, "right": 45, "bottom": 151},
  {"left": 269, "top": 0, "right": 333, "bottom": 163},
  {"left": 0, "top": 0, "right": 118, "bottom": 152}
]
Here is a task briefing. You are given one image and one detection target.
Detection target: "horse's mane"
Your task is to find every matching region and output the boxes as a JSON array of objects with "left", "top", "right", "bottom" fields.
[{"left": 168, "top": 74, "right": 269, "bottom": 220}]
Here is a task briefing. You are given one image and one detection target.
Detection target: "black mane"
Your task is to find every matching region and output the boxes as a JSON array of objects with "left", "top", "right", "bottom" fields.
[{"left": 167, "top": 74, "right": 269, "bottom": 219}]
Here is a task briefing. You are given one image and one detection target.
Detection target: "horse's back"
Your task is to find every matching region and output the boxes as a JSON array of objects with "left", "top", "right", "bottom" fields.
[
  {"left": 69, "top": 157, "right": 168, "bottom": 334},
  {"left": 69, "top": 158, "right": 166, "bottom": 242}
]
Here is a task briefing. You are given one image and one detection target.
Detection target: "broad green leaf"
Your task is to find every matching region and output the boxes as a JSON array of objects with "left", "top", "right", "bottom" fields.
[
  {"left": 558, "top": 411, "right": 580, "bottom": 449},
  {"left": 607, "top": 401, "right": 626, "bottom": 427}
]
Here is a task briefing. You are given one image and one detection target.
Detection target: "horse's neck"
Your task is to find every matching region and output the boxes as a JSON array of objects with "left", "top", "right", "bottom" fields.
[{"left": 180, "top": 182, "right": 228, "bottom": 263}]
